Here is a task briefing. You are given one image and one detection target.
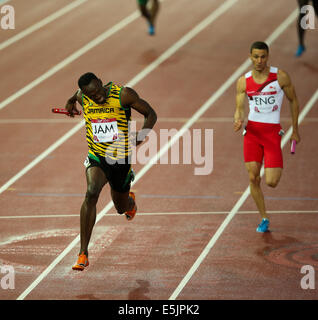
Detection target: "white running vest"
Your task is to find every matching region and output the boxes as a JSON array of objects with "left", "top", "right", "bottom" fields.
[{"left": 245, "top": 66, "right": 284, "bottom": 124}]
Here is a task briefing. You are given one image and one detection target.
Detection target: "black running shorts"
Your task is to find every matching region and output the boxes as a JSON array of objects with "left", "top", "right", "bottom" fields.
[{"left": 84, "top": 154, "right": 134, "bottom": 193}]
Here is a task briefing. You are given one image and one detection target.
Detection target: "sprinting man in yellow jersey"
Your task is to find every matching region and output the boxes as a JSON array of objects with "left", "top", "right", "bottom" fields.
[
  {"left": 137, "top": 0, "right": 160, "bottom": 35},
  {"left": 65, "top": 72, "right": 157, "bottom": 271}
]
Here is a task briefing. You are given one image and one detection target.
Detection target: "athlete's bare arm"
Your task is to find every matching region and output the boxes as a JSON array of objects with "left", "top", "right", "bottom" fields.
[
  {"left": 278, "top": 70, "right": 301, "bottom": 143},
  {"left": 65, "top": 89, "right": 82, "bottom": 117},
  {"left": 120, "top": 86, "right": 157, "bottom": 145},
  {"left": 234, "top": 75, "right": 246, "bottom": 132}
]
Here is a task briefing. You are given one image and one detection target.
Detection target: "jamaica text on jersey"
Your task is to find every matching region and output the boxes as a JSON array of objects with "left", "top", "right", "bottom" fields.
[{"left": 82, "top": 82, "right": 131, "bottom": 161}]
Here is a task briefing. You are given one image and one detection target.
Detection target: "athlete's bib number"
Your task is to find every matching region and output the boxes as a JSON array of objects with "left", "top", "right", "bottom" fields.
[
  {"left": 252, "top": 95, "right": 278, "bottom": 113},
  {"left": 91, "top": 118, "right": 119, "bottom": 143}
]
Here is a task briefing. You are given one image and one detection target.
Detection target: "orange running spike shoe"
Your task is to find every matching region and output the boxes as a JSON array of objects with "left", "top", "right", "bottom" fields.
[
  {"left": 125, "top": 192, "right": 137, "bottom": 221},
  {"left": 72, "top": 252, "right": 89, "bottom": 271}
]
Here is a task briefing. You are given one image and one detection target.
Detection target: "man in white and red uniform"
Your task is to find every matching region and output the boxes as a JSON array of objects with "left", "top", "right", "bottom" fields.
[{"left": 234, "top": 41, "right": 300, "bottom": 232}]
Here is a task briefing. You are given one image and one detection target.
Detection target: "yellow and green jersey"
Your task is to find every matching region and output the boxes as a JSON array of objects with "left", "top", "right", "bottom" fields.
[{"left": 82, "top": 82, "right": 131, "bottom": 161}]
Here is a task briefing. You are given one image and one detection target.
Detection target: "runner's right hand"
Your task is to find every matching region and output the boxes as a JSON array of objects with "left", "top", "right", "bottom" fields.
[
  {"left": 65, "top": 101, "right": 79, "bottom": 117},
  {"left": 234, "top": 119, "right": 243, "bottom": 132}
]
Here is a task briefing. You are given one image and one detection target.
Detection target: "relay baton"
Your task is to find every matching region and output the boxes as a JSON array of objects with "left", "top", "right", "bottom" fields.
[
  {"left": 51, "top": 108, "right": 81, "bottom": 116},
  {"left": 290, "top": 140, "right": 296, "bottom": 154}
]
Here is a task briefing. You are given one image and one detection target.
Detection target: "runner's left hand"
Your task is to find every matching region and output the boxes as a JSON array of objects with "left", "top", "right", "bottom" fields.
[
  {"left": 290, "top": 131, "right": 300, "bottom": 144},
  {"left": 234, "top": 119, "right": 243, "bottom": 132}
]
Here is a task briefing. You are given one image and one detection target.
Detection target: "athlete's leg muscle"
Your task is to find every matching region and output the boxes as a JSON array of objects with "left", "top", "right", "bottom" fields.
[
  {"left": 265, "top": 167, "right": 282, "bottom": 188},
  {"left": 245, "top": 161, "right": 268, "bottom": 220},
  {"left": 79, "top": 166, "right": 107, "bottom": 255},
  {"left": 111, "top": 189, "right": 135, "bottom": 214}
]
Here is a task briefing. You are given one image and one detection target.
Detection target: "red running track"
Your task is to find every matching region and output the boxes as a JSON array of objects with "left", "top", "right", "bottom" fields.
[{"left": 0, "top": 0, "right": 317, "bottom": 302}]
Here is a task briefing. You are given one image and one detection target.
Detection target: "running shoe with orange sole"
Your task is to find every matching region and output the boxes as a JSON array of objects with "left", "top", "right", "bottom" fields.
[
  {"left": 125, "top": 192, "right": 137, "bottom": 221},
  {"left": 72, "top": 252, "right": 89, "bottom": 271}
]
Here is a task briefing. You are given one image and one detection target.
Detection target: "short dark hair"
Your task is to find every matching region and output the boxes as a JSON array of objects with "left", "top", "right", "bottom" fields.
[
  {"left": 78, "top": 72, "right": 99, "bottom": 89},
  {"left": 250, "top": 41, "right": 269, "bottom": 53}
]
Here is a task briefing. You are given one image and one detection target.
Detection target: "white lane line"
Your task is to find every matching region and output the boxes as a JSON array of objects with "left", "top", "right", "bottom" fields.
[
  {"left": 133, "top": 9, "right": 299, "bottom": 188},
  {"left": 15, "top": 0, "right": 238, "bottom": 300},
  {"left": 0, "top": 0, "right": 87, "bottom": 51},
  {"left": 0, "top": 10, "right": 140, "bottom": 111},
  {"left": 1, "top": 116, "right": 318, "bottom": 124},
  {"left": 0, "top": 8, "right": 142, "bottom": 195},
  {"left": 126, "top": 0, "right": 238, "bottom": 87},
  {"left": 167, "top": 8, "right": 301, "bottom": 300},
  {"left": 169, "top": 88, "right": 318, "bottom": 300},
  {"left": 0, "top": 0, "right": 236, "bottom": 195},
  {"left": 0, "top": 119, "right": 82, "bottom": 124},
  {"left": 0, "top": 121, "right": 84, "bottom": 196},
  {"left": 0, "top": 0, "right": 168, "bottom": 111},
  {"left": 1, "top": 210, "right": 318, "bottom": 219},
  {"left": 0, "top": 215, "right": 79, "bottom": 219}
]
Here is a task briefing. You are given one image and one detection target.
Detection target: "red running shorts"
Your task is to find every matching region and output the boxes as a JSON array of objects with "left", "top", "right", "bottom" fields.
[{"left": 243, "top": 120, "right": 283, "bottom": 168}]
